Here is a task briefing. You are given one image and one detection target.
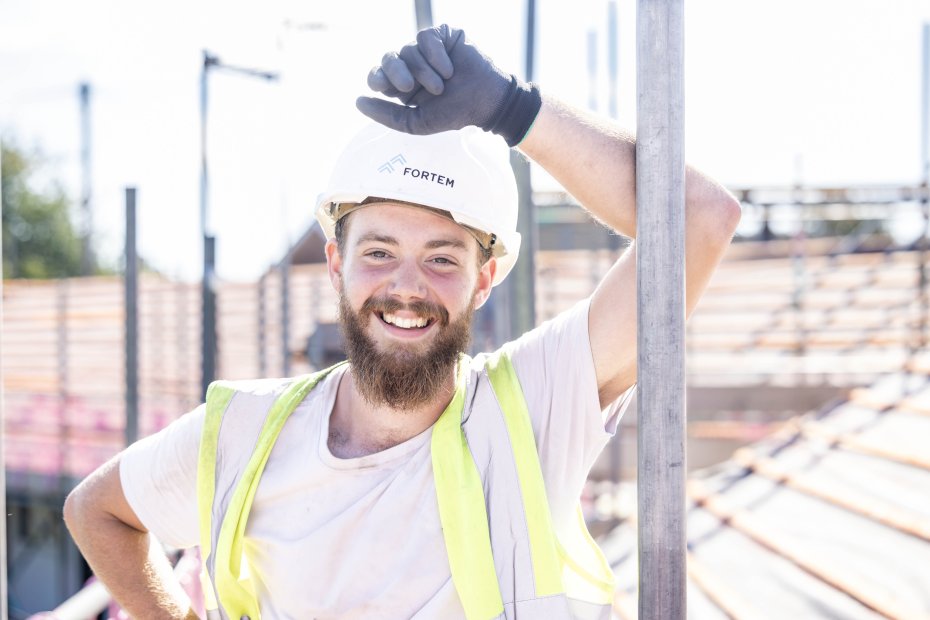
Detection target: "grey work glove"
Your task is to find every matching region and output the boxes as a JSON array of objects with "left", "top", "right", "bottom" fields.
[{"left": 356, "top": 24, "right": 542, "bottom": 147}]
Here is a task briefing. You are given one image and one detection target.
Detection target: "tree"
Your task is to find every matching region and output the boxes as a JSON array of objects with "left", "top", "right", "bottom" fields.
[{"left": 2, "top": 141, "right": 84, "bottom": 279}]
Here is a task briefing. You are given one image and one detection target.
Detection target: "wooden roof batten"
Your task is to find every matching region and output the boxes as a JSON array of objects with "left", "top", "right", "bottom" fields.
[
  {"left": 796, "top": 419, "right": 930, "bottom": 471},
  {"left": 688, "top": 480, "right": 926, "bottom": 620},
  {"left": 731, "top": 449, "right": 930, "bottom": 544},
  {"left": 603, "top": 369, "right": 930, "bottom": 618}
]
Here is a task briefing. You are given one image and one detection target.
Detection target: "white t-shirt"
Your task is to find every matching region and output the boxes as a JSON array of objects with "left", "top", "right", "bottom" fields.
[{"left": 120, "top": 298, "right": 630, "bottom": 619}]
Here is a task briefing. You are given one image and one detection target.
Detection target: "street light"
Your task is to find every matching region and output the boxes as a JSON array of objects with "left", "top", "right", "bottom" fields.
[{"left": 200, "top": 50, "right": 279, "bottom": 400}]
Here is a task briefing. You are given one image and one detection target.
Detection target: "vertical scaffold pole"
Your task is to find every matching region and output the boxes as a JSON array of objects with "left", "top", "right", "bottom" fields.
[
  {"left": 414, "top": 0, "right": 433, "bottom": 30},
  {"left": 0, "top": 136, "right": 8, "bottom": 620},
  {"left": 511, "top": 0, "right": 538, "bottom": 338},
  {"left": 281, "top": 260, "right": 291, "bottom": 377},
  {"left": 79, "top": 83, "right": 95, "bottom": 276},
  {"left": 636, "top": 0, "right": 686, "bottom": 618},
  {"left": 919, "top": 23, "right": 929, "bottom": 351},
  {"left": 125, "top": 187, "right": 139, "bottom": 446},
  {"left": 607, "top": 0, "right": 620, "bottom": 121}
]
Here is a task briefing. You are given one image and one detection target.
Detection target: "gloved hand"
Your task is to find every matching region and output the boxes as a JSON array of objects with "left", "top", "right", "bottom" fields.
[{"left": 356, "top": 24, "right": 542, "bottom": 147}]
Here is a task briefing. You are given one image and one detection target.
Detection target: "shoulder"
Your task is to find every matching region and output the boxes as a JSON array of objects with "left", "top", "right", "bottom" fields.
[
  {"left": 205, "top": 374, "right": 329, "bottom": 416},
  {"left": 205, "top": 367, "right": 346, "bottom": 435},
  {"left": 203, "top": 376, "right": 310, "bottom": 447},
  {"left": 499, "top": 297, "right": 592, "bottom": 368},
  {"left": 464, "top": 299, "right": 594, "bottom": 399},
  {"left": 207, "top": 376, "right": 294, "bottom": 401},
  {"left": 208, "top": 364, "right": 348, "bottom": 403}
]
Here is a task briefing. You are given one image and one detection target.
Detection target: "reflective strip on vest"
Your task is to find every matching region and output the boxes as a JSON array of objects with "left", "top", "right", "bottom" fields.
[
  {"left": 431, "top": 359, "right": 505, "bottom": 619},
  {"left": 197, "top": 353, "right": 614, "bottom": 619},
  {"left": 199, "top": 365, "right": 344, "bottom": 619},
  {"left": 484, "top": 349, "right": 615, "bottom": 617},
  {"left": 198, "top": 382, "right": 235, "bottom": 614},
  {"left": 483, "top": 348, "right": 563, "bottom": 598}
]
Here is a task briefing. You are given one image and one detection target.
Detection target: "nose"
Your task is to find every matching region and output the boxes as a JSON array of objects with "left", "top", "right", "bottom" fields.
[{"left": 387, "top": 258, "right": 427, "bottom": 300}]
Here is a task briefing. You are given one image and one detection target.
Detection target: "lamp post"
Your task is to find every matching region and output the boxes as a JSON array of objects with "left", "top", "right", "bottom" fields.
[{"left": 200, "top": 51, "right": 278, "bottom": 400}]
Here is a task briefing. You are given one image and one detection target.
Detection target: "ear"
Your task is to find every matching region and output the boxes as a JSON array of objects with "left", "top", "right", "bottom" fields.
[
  {"left": 472, "top": 257, "right": 497, "bottom": 310},
  {"left": 325, "top": 238, "right": 343, "bottom": 292}
]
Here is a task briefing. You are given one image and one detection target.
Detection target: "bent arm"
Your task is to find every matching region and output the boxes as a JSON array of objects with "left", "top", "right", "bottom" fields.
[
  {"left": 518, "top": 97, "right": 741, "bottom": 407},
  {"left": 63, "top": 455, "right": 199, "bottom": 619}
]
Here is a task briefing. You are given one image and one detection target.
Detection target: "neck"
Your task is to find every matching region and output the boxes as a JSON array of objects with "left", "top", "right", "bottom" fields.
[{"left": 328, "top": 366, "right": 458, "bottom": 459}]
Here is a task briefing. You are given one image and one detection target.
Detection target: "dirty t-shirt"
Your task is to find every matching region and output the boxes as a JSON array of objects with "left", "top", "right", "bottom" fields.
[{"left": 120, "top": 298, "right": 632, "bottom": 619}]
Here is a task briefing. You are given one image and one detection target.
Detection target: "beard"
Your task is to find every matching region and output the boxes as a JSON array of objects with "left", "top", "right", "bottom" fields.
[{"left": 338, "top": 287, "right": 474, "bottom": 410}]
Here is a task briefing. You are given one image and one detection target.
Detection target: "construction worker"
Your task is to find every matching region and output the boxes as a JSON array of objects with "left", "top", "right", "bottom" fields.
[{"left": 64, "top": 25, "right": 740, "bottom": 619}]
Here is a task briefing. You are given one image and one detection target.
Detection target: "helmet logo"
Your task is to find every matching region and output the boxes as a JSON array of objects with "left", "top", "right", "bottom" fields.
[
  {"left": 376, "top": 154, "right": 456, "bottom": 187},
  {"left": 378, "top": 154, "right": 407, "bottom": 174},
  {"left": 402, "top": 167, "right": 455, "bottom": 188}
]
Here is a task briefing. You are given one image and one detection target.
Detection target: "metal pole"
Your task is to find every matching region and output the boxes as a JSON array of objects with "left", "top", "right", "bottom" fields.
[
  {"left": 125, "top": 187, "right": 139, "bottom": 446},
  {"left": 0, "top": 136, "right": 8, "bottom": 620},
  {"left": 636, "top": 0, "right": 686, "bottom": 618},
  {"left": 46, "top": 579, "right": 111, "bottom": 619},
  {"left": 587, "top": 30, "right": 599, "bottom": 112},
  {"left": 281, "top": 261, "right": 291, "bottom": 376},
  {"left": 202, "top": 235, "right": 217, "bottom": 399},
  {"left": 258, "top": 274, "right": 267, "bottom": 377},
  {"left": 919, "top": 23, "right": 929, "bottom": 352},
  {"left": 414, "top": 0, "right": 433, "bottom": 30},
  {"left": 79, "top": 82, "right": 95, "bottom": 276},
  {"left": 56, "top": 278, "right": 71, "bottom": 597},
  {"left": 176, "top": 280, "right": 190, "bottom": 411},
  {"left": 510, "top": 151, "right": 537, "bottom": 337},
  {"left": 761, "top": 203, "right": 773, "bottom": 241},
  {"left": 200, "top": 52, "right": 214, "bottom": 238},
  {"left": 525, "top": 0, "right": 536, "bottom": 81},
  {"left": 607, "top": 0, "right": 619, "bottom": 120},
  {"left": 792, "top": 171, "right": 808, "bottom": 373},
  {"left": 505, "top": 0, "right": 538, "bottom": 340},
  {"left": 922, "top": 24, "right": 929, "bottom": 180},
  {"left": 198, "top": 52, "right": 276, "bottom": 397},
  {"left": 200, "top": 51, "right": 216, "bottom": 400}
]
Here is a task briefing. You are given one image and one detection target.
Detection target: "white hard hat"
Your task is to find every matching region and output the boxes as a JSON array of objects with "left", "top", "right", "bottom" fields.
[{"left": 315, "top": 123, "right": 521, "bottom": 286}]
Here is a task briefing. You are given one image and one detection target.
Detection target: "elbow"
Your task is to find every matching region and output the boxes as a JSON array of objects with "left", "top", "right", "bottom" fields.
[
  {"left": 721, "top": 194, "right": 742, "bottom": 239},
  {"left": 704, "top": 193, "right": 741, "bottom": 245},
  {"left": 63, "top": 484, "right": 87, "bottom": 537},
  {"left": 686, "top": 173, "right": 742, "bottom": 245},
  {"left": 63, "top": 461, "right": 113, "bottom": 538}
]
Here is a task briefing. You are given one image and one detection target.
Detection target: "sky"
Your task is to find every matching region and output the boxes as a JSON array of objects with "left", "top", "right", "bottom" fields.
[{"left": 2, "top": 0, "right": 930, "bottom": 281}]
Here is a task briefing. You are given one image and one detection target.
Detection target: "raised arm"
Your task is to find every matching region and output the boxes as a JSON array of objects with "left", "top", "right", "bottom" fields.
[
  {"left": 63, "top": 455, "right": 199, "bottom": 619},
  {"left": 518, "top": 99, "right": 741, "bottom": 406},
  {"left": 357, "top": 24, "right": 741, "bottom": 408}
]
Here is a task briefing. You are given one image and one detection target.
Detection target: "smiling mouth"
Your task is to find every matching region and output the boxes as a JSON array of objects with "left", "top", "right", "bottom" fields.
[{"left": 380, "top": 312, "right": 433, "bottom": 330}]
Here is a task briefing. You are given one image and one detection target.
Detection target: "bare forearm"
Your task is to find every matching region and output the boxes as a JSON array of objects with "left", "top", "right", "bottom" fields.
[
  {"left": 518, "top": 97, "right": 637, "bottom": 234},
  {"left": 64, "top": 459, "right": 198, "bottom": 619}
]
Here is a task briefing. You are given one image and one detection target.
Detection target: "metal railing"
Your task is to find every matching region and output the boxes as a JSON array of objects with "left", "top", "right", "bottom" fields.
[{"left": 27, "top": 548, "right": 202, "bottom": 620}]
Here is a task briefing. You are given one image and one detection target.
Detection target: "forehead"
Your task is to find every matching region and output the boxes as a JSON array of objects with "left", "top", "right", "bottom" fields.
[{"left": 344, "top": 202, "right": 477, "bottom": 249}]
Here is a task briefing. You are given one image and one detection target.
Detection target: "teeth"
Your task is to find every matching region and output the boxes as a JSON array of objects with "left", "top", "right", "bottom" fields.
[{"left": 383, "top": 313, "right": 428, "bottom": 329}]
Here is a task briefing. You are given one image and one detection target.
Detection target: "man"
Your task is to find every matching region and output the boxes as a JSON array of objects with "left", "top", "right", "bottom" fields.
[{"left": 64, "top": 25, "right": 740, "bottom": 619}]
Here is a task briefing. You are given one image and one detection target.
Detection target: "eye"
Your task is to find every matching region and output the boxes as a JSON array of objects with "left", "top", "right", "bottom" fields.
[
  {"left": 430, "top": 256, "right": 458, "bottom": 266},
  {"left": 365, "top": 250, "right": 391, "bottom": 260}
]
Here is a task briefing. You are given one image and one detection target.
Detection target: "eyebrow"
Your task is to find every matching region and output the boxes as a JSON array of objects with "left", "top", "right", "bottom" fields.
[
  {"left": 424, "top": 238, "right": 469, "bottom": 251},
  {"left": 356, "top": 233, "right": 469, "bottom": 252},
  {"left": 356, "top": 233, "right": 398, "bottom": 246}
]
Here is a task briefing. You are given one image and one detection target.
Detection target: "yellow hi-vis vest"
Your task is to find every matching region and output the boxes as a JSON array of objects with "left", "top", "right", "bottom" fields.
[{"left": 196, "top": 350, "right": 615, "bottom": 620}]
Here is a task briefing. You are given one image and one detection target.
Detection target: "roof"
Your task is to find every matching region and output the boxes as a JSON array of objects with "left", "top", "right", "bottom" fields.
[{"left": 602, "top": 363, "right": 930, "bottom": 619}]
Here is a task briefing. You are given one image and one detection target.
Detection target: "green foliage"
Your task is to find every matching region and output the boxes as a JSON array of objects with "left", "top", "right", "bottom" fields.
[{"left": 2, "top": 141, "right": 84, "bottom": 279}]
